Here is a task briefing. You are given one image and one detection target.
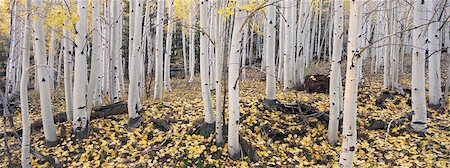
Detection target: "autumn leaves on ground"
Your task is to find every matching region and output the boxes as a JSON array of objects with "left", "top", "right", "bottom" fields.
[{"left": 1, "top": 72, "right": 449, "bottom": 167}]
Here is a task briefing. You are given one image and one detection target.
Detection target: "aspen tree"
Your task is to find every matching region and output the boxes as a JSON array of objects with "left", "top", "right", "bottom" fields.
[
  {"left": 410, "top": 0, "right": 428, "bottom": 133},
  {"left": 182, "top": 0, "right": 188, "bottom": 77},
  {"left": 73, "top": 0, "right": 89, "bottom": 139},
  {"left": 110, "top": 0, "right": 121, "bottom": 102},
  {"left": 264, "top": 0, "right": 276, "bottom": 103},
  {"left": 427, "top": 0, "right": 442, "bottom": 107},
  {"left": 200, "top": 0, "right": 215, "bottom": 127},
  {"left": 48, "top": 29, "right": 56, "bottom": 89},
  {"left": 228, "top": 0, "right": 246, "bottom": 160},
  {"left": 339, "top": 0, "right": 361, "bottom": 166},
  {"left": 128, "top": 0, "right": 144, "bottom": 128},
  {"left": 214, "top": 0, "right": 226, "bottom": 144},
  {"left": 32, "top": 0, "right": 57, "bottom": 144},
  {"left": 154, "top": 0, "right": 165, "bottom": 99},
  {"left": 20, "top": 0, "right": 32, "bottom": 166},
  {"left": 188, "top": 0, "right": 197, "bottom": 83},
  {"left": 86, "top": 0, "right": 102, "bottom": 117},
  {"left": 164, "top": 0, "right": 174, "bottom": 92},
  {"left": 328, "top": 0, "right": 344, "bottom": 146},
  {"left": 63, "top": 0, "right": 73, "bottom": 121}
]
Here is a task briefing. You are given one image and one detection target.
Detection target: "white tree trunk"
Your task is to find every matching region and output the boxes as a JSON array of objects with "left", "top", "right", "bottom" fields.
[
  {"left": 153, "top": 0, "right": 165, "bottom": 99},
  {"left": 63, "top": 5, "right": 73, "bottom": 121},
  {"left": 86, "top": 0, "right": 102, "bottom": 118},
  {"left": 20, "top": 0, "right": 32, "bottom": 166},
  {"left": 48, "top": 28, "right": 56, "bottom": 89},
  {"left": 265, "top": 0, "right": 276, "bottom": 101},
  {"left": 339, "top": 0, "right": 360, "bottom": 166},
  {"left": 188, "top": 0, "right": 197, "bottom": 83},
  {"left": 182, "top": 0, "right": 188, "bottom": 78},
  {"left": 164, "top": 0, "right": 174, "bottom": 92},
  {"left": 427, "top": 0, "right": 442, "bottom": 107},
  {"left": 228, "top": 0, "right": 246, "bottom": 160},
  {"left": 283, "top": 0, "right": 295, "bottom": 90},
  {"left": 101, "top": 0, "right": 111, "bottom": 97},
  {"left": 32, "top": 0, "right": 57, "bottom": 143},
  {"left": 328, "top": 0, "right": 343, "bottom": 147},
  {"left": 128, "top": 0, "right": 144, "bottom": 122},
  {"left": 110, "top": 0, "right": 121, "bottom": 102},
  {"left": 214, "top": 0, "right": 226, "bottom": 144},
  {"left": 73, "top": 0, "right": 89, "bottom": 139},
  {"left": 200, "top": 0, "right": 215, "bottom": 124},
  {"left": 410, "top": 0, "right": 428, "bottom": 132}
]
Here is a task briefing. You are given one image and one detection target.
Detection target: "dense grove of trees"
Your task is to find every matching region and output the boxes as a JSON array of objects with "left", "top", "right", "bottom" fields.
[{"left": 0, "top": 0, "right": 449, "bottom": 167}]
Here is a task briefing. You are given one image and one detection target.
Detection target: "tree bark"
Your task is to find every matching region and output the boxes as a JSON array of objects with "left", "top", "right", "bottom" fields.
[
  {"left": 339, "top": 0, "right": 360, "bottom": 166},
  {"left": 32, "top": 0, "right": 57, "bottom": 144},
  {"left": 73, "top": 0, "right": 89, "bottom": 140},
  {"left": 164, "top": 0, "right": 175, "bottom": 92},
  {"left": 410, "top": 0, "right": 428, "bottom": 132},
  {"left": 427, "top": 0, "right": 442, "bottom": 107},
  {"left": 328, "top": 0, "right": 343, "bottom": 147},
  {"left": 153, "top": 0, "right": 165, "bottom": 99},
  {"left": 228, "top": 0, "right": 246, "bottom": 160},
  {"left": 20, "top": 0, "right": 32, "bottom": 166}
]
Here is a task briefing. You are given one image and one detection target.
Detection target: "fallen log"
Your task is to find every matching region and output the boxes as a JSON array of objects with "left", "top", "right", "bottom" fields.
[{"left": 1, "top": 102, "right": 130, "bottom": 139}]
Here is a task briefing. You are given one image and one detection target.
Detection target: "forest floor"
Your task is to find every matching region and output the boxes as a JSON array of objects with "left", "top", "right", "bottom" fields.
[{"left": 1, "top": 68, "right": 450, "bottom": 167}]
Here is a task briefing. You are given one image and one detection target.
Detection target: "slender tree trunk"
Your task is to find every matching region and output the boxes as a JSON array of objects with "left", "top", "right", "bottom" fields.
[
  {"left": 102, "top": 0, "right": 111, "bottom": 98},
  {"left": 188, "top": 0, "right": 197, "bottom": 83},
  {"left": 200, "top": 0, "right": 215, "bottom": 124},
  {"left": 214, "top": 0, "right": 226, "bottom": 145},
  {"left": 164, "top": 0, "right": 174, "bottom": 92},
  {"left": 32, "top": 0, "right": 57, "bottom": 144},
  {"left": 63, "top": 3, "right": 73, "bottom": 121},
  {"left": 153, "top": 0, "right": 165, "bottom": 99},
  {"left": 86, "top": 0, "right": 102, "bottom": 118},
  {"left": 265, "top": 0, "right": 276, "bottom": 101},
  {"left": 73, "top": 0, "right": 89, "bottom": 139},
  {"left": 110, "top": 0, "right": 121, "bottom": 102},
  {"left": 20, "top": 0, "right": 32, "bottom": 166},
  {"left": 339, "top": 1, "right": 360, "bottom": 166},
  {"left": 328, "top": 0, "right": 343, "bottom": 147},
  {"left": 48, "top": 28, "right": 56, "bottom": 89},
  {"left": 410, "top": 0, "right": 428, "bottom": 132},
  {"left": 128, "top": 0, "right": 144, "bottom": 125},
  {"left": 427, "top": 0, "right": 442, "bottom": 107},
  {"left": 228, "top": 0, "right": 246, "bottom": 160},
  {"left": 182, "top": 1, "right": 188, "bottom": 78}
]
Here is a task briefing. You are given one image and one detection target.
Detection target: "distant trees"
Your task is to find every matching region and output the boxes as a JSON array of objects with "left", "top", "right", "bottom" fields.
[{"left": 2, "top": 0, "right": 448, "bottom": 166}]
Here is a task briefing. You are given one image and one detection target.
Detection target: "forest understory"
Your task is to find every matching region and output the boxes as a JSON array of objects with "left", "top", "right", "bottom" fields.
[{"left": 1, "top": 66, "right": 449, "bottom": 167}]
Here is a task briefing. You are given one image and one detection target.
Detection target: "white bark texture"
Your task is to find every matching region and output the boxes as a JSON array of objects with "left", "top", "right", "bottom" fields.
[
  {"left": 265, "top": 0, "right": 276, "bottom": 100},
  {"left": 200, "top": 0, "right": 215, "bottom": 124},
  {"left": 339, "top": 0, "right": 360, "bottom": 166},
  {"left": 86, "top": 0, "right": 102, "bottom": 118},
  {"left": 128, "top": 0, "right": 144, "bottom": 120},
  {"left": 228, "top": 0, "right": 246, "bottom": 160},
  {"left": 110, "top": 0, "right": 121, "bottom": 102},
  {"left": 73, "top": 0, "right": 89, "bottom": 136},
  {"left": 427, "top": 0, "right": 442, "bottom": 106},
  {"left": 63, "top": 0, "right": 74, "bottom": 121},
  {"left": 328, "top": 0, "right": 344, "bottom": 146},
  {"left": 20, "top": 0, "right": 32, "bottom": 166},
  {"left": 153, "top": 0, "right": 165, "bottom": 99},
  {"left": 410, "top": 0, "right": 428, "bottom": 132},
  {"left": 32, "top": 0, "right": 57, "bottom": 143},
  {"left": 188, "top": 0, "right": 196, "bottom": 83},
  {"left": 164, "top": 0, "right": 174, "bottom": 92}
]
